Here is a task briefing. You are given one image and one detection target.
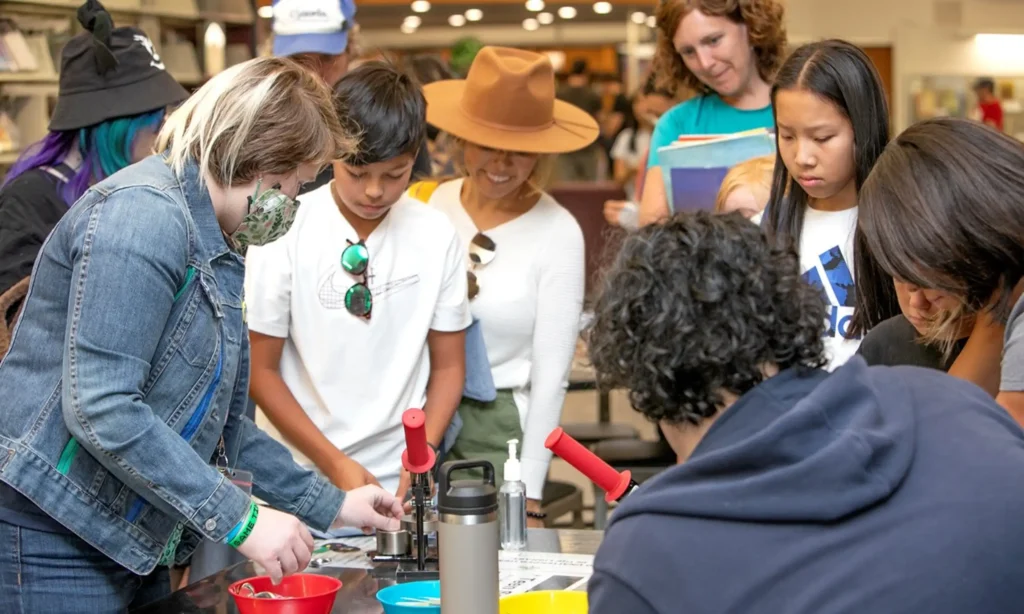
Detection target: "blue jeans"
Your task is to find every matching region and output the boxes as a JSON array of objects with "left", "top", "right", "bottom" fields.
[{"left": 0, "top": 521, "right": 170, "bottom": 613}]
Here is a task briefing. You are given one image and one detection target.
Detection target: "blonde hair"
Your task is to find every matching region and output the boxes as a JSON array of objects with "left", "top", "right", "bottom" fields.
[
  {"left": 157, "top": 57, "right": 352, "bottom": 187},
  {"left": 445, "top": 137, "right": 557, "bottom": 197},
  {"left": 918, "top": 300, "right": 973, "bottom": 360},
  {"left": 714, "top": 155, "right": 775, "bottom": 214}
]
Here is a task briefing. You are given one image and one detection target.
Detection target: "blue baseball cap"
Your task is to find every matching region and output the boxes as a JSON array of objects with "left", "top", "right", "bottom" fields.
[{"left": 271, "top": 0, "right": 356, "bottom": 57}]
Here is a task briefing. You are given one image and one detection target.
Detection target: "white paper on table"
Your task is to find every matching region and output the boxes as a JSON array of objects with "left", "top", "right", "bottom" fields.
[
  {"left": 498, "top": 551, "right": 594, "bottom": 595},
  {"left": 498, "top": 550, "right": 595, "bottom": 573},
  {"left": 500, "top": 570, "right": 590, "bottom": 596},
  {"left": 309, "top": 536, "right": 377, "bottom": 570}
]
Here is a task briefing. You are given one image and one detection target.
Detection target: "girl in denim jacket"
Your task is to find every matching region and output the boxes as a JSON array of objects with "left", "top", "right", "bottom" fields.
[{"left": 0, "top": 55, "right": 402, "bottom": 612}]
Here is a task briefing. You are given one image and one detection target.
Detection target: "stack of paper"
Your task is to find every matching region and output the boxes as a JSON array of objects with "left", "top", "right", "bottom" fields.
[{"left": 657, "top": 128, "right": 776, "bottom": 213}]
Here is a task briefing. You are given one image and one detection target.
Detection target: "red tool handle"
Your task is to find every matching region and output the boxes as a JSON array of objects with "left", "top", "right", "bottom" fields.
[
  {"left": 401, "top": 408, "right": 436, "bottom": 475},
  {"left": 545, "top": 427, "right": 634, "bottom": 502}
]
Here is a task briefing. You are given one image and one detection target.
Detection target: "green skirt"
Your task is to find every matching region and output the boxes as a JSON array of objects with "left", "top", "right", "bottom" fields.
[{"left": 447, "top": 390, "right": 522, "bottom": 487}]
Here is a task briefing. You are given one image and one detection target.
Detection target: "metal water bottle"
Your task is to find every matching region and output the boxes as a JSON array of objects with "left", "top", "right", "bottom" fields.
[{"left": 438, "top": 460, "right": 499, "bottom": 614}]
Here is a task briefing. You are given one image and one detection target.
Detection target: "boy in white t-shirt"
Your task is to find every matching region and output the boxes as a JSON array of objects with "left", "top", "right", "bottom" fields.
[{"left": 244, "top": 62, "right": 470, "bottom": 500}]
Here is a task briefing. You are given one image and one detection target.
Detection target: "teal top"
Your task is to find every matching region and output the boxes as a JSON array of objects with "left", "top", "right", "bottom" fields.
[{"left": 646, "top": 93, "right": 775, "bottom": 169}]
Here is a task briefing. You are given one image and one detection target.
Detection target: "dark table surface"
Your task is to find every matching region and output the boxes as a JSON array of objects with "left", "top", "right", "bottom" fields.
[{"left": 136, "top": 529, "right": 603, "bottom": 614}]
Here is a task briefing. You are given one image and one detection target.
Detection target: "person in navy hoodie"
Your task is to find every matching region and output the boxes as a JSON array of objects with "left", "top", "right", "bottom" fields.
[{"left": 585, "top": 211, "right": 1024, "bottom": 614}]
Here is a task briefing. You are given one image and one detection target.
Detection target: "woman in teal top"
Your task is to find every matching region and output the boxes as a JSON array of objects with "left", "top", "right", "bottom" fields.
[{"left": 639, "top": 0, "right": 787, "bottom": 226}]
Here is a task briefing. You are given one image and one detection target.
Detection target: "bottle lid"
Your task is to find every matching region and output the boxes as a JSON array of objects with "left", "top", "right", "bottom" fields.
[
  {"left": 504, "top": 438, "right": 522, "bottom": 482},
  {"left": 438, "top": 460, "right": 498, "bottom": 515}
]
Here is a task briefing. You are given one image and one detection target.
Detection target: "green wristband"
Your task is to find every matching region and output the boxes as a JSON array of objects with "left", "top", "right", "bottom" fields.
[{"left": 227, "top": 502, "right": 259, "bottom": 549}]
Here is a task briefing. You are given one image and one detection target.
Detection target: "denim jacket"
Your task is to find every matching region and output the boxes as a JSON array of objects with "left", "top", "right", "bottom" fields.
[{"left": 0, "top": 154, "right": 344, "bottom": 575}]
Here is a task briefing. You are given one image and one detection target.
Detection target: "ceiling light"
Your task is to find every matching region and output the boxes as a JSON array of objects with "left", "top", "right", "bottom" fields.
[
  {"left": 465, "top": 8, "right": 483, "bottom": 21},
  {"left": 523, "top": 17, "right": 539, "bottom": 30},
  {"left": 411, "top": 0, "right": 430, "bottom": 12},
  {"left": 557, "top": 6, "right": 576, "bottom": 18},
  {"left": 403, "top": 15, "right": 422, "bottom": 27},
  {"left": 400, "top": 22, "right": 417, "bottom": 33},
  {"left": 593, "top": 1, "right": 612, "bottom": 14},
  {"left": 646, "top": 15, "right": 656, "bottom": 27},
  {"left": 257, "top": 4, "right": 273, "bottom": 18},
  {"left": 448, "top": 13, "right": 466, "bottom": 26},
  {"left": 525, "top": 0, "right": 544, "bottom": 11},
  {"left": 537, "top": 11, "right": 553, "bottom": 24},
  {"left": 631, "top": 11, "right": 646, "bottom": 24}
]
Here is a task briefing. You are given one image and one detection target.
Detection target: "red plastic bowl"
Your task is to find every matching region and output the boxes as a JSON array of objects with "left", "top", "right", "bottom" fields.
[{"left": 228, "top": 574, "right": 343, "bottom": 614}]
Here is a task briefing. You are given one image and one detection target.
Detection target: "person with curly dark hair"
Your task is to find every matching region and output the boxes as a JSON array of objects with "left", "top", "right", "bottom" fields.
[
  {"left": 638, "top": 0, "right": 786, "bottom": 226},
  {"left": 586, "top": 211, "right": 1024, "bottom": 614}
]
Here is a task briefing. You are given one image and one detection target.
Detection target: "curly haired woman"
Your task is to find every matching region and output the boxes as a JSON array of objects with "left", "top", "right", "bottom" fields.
[
  {"left": 638, "top": 0, "right": 787, "bottom": 225},
  {"left": 586, "top": 212, "right": 1024, "bottom": 614}
]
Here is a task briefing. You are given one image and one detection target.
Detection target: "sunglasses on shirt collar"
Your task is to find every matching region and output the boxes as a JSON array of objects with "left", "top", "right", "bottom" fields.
[
  {"left": 341, "top": 240, "right": 373, "bottom": 319},
  {"left": 467, "top": 232, "right": 496, "bottom": 300}
]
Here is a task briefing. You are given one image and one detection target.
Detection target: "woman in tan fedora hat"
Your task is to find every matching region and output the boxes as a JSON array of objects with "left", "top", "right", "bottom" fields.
[{"left": 421, "top": 46, "right": 599, "bottom": 524}]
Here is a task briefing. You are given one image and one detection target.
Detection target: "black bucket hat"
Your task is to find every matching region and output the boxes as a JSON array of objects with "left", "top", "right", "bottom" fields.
[{"left": 48, "top": 0, "right": 190, "bottom": 131}]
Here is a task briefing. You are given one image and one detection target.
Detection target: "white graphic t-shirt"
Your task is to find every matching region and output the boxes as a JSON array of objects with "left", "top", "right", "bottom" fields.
[{"left": 756, "top": 207, "right": 860, "bottom": 370}]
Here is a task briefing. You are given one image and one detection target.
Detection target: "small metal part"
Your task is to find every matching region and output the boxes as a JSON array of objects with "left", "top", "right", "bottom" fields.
[
  {"left": 401, "top": 512, "right": 438, "bottom": 535},
  {"left": 377, "top": 529, "right": 411, "bottom": 556}
]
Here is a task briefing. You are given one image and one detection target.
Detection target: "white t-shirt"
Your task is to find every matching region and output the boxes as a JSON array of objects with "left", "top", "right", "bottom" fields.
[
  {"left": 244, "top": 184, "right": 471, "bottom": 494},
  {"left": 755, "top": 207, "right": 860, "bottom": 370},
  {"left": 429, "top": 179, "right": 585, "bottom": 499}
]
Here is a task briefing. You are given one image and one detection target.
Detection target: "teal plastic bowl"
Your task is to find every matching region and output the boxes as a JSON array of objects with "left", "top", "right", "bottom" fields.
[{"left": 376, "top": 580, "right": 441, "bottom": 613}]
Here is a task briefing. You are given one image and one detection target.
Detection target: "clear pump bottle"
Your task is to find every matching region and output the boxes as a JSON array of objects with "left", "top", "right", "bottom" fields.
[{"left": 499, "top": 439, "right": 527, "bottom": 551}]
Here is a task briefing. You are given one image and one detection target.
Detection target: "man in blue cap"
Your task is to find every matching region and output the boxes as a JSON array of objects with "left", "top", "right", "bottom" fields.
[
  {"left": 271, "top": 0, "right": 433, "bottom": 191},
  {"left": 271, "top": 0, "right": 355, "bottom": 88}
]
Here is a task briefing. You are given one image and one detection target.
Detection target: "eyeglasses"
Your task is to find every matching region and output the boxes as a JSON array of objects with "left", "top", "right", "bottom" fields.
[
  {"left": 341, "top": 240, "right": 372, "bottom": 319},
  {"left": 467, "top": 233, "right": 496, "bottom": 300}
]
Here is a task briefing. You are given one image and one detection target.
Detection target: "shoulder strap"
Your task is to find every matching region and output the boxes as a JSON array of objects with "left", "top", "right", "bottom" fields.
[{"left": 40, "top": 165, "right": 71, "bottom": 184}]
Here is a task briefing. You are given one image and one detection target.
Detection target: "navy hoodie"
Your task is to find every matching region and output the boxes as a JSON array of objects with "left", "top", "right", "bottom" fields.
[{"left": 588, "top": 358, "right": 1024, "bottom": 614}]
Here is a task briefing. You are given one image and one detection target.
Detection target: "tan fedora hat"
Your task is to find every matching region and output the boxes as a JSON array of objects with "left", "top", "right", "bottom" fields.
[{"left": 423, "top": 46, "right": 600, "bottom": 154}]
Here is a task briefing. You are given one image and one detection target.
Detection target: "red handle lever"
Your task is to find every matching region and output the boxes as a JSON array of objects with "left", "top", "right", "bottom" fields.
[
  {"left": 545, "top": 427, "right": 633, "bottom": 502},
  {"left": 401, "top": 408, "right": 436, "bottom": 475}
]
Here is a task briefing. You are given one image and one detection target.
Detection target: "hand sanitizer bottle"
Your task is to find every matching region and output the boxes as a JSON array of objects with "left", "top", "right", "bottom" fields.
[{"left": 499, "top": 439, "right": 528, "bottom": 551}]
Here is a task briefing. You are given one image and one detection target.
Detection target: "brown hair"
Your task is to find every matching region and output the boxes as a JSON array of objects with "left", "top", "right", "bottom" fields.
[
  {"left": 652, "top": 0, "right": 787, "bottom": 95},
  {"left": 159, "top": 57, "right": 352, "bottom": 186},
  {"left": 856, "top": 117, "right": 1024, "bottom": 347},
  {"left": 714, "top": 154, "right": 773, "bottom": 214}
]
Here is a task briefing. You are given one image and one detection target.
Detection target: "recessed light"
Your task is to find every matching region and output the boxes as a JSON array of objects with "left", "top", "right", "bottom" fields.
[
  {"left": 448, "top": 13, "right": 466, "bottom": 26},
  {"left": 631, "top": 11, "right": 646, "bottom": 24},
  {"left": 557, "top": 6, "right": 576, "bottom": 18},
  {"left": 257, "top": 5, "right": 272, "bottom": 18},
  {"left": 537, "top": 11, "right": 553, "bottom": 24},
  {"left": 403, "top": 15, "right": 422, "bottom": 27},
  {"left": 400, "top": 22, "right": 417, "bottom": 33},
  {"left": 645, "top": 15, "right": 656, "bottom": 28},
  {"left": 465, "top": 8, "right": 483, "bottom": 21},
  {"left": 523, "top": 17, "right": 539, "bottom": 30},
  {"left": 411, "top": 0, "right": 430, "bottom": 13},
  {"left": 525, "top": 0, "right": 544, "bottom": 11},
  {"left": 593, "top": 1, "right": 612, "bottom": 15}
]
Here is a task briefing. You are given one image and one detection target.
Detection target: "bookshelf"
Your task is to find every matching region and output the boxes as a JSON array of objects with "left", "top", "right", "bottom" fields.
[{"left": 0, "top": 0, "right": 256, "bottom": 170}]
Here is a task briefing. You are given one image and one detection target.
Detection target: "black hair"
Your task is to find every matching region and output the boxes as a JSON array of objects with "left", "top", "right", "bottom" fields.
[
  {"left": 332, "top": 61, "right": 426, "bottom": 166},
  {"left": 640, "top": 71, "right": 673, "bottom": 99},
  {"left": 570, "top": 59, "right": 588, "bottom": 76},
  {"left": 587, "top": 212, "right": 827, "bottom": 426},
  {"left": 858, "top": 117, "right": 1024, "bottom": 328},
  {"left": 974, "top": 77, "right": 995, "bottom": 93},
  {"left": 762, "top": 39, "right": 894, "bottom": 338}
]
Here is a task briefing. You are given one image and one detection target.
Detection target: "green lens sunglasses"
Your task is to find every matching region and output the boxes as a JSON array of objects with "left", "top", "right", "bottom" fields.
[{"left": 341, "top": 240, "right": 372, "bottom": 319}]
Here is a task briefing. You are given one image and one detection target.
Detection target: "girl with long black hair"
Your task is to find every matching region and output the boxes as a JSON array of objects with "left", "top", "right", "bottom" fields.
[{"left": 759, "top": 39, "right": 893, "bottom": 369}]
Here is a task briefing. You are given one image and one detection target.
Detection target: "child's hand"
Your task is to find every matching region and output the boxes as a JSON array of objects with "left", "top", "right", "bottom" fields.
[
  {"left": 603, "top": 200, "right": 628, "bottom": 226},
  {"left": 327, "top": 456, "right": 380, "bottom": 491}
]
